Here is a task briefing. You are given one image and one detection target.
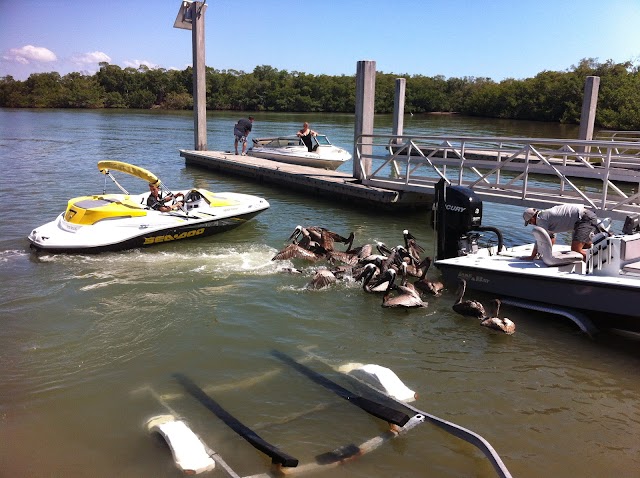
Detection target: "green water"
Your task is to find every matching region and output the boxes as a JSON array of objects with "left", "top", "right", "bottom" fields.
[{"left": 1, "top": 109, "right": 638, "bottom": 478}]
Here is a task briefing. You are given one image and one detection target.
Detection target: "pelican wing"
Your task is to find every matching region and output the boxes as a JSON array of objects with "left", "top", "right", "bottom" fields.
[
  {"left": 327, "top": 250, "right": 359, "bottom": 266},
  {"left": 307, "top": 269, "right": 337, "bottom": 290},
  {"left": 272, "top": 244, "right": 319, "bottom": 261}
]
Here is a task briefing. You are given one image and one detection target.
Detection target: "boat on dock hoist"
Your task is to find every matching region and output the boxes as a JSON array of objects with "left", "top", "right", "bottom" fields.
[
  {"left": 139, "top": 348, "right": 513, "bottom": 477},
  {"left": 431, "top": 179, "right": 640, "bottom": 335},
  {"left": 28, "top": 161, "right": 270, "bottom": 253}
]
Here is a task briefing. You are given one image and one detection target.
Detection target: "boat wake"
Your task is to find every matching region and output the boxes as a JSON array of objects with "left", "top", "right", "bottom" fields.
[{"left": 34, "top": 243, "right": 289, "bottom": 290}]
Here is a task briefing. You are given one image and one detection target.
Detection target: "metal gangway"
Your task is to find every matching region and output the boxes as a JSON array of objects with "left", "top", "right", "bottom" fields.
[{"left": 354, "top": 134, "right": 640, "bottom": 222}]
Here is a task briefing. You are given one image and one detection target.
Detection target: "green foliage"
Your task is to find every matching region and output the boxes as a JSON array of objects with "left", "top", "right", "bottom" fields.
[{"left": 1, "top": 59, "right": 639, "bottom": 130}]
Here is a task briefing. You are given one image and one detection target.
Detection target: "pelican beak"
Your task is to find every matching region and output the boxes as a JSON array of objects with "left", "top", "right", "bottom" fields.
[{"left": 288, "top": 226, "right": 302, "bottom": 241}]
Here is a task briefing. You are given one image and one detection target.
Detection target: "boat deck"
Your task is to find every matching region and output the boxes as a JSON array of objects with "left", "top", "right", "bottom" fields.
[
  {"left": 180, "top": 149, "right": 432, "bottom": 211},
  {"left": 438, "top": 244, "right": 640, "bottom": 287}
]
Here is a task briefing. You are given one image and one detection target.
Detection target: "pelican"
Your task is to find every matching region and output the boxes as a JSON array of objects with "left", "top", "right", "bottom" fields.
[
  {"left": 329, "top": 265, "right": 354, "bottom": 281},
  {"left": 480, "top": 299, "right": 516, "bottom": 334},
  {"left": 414, "top": 257, "right": 444, "bottom": 296},
  {"left": 346, "top": 243, "right": 373, "bottom": 260},
  {"left": 397, "top": 247, "right": 423, "bottom": 277},
  {"left": 307, "top": 269, "right": 337, "bottom": 290},
  {"left": 362, "top": 265, "right": 396, "bottom": 293},
  {"left": 352, "top": 262, "right": 376, "bottom": 282},
  {"left": 381, "top": 267, "right": 428, "bottom": 309},
  {"left": 271, "top": 243, "right": 323, "bottom": 262},
  {"left": 403, "top": 229, "right": 425, "bottom": 263},
  {"left": 452, "top": 279, "right": 487, "bottom": 319},
  {"left": 326, "top": 249, "right": 360, "bottom": 266},
  {"left": 288, "top": 226, "right": 353, "bottom": 252}
]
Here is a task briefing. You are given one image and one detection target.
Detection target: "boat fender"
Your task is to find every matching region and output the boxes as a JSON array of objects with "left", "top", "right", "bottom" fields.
[
  {"left": 338, "top": 363, "right": 417, "bottom": 403},
  {"left": 146, "top": 414, "right": 215, "bottom": 474}
]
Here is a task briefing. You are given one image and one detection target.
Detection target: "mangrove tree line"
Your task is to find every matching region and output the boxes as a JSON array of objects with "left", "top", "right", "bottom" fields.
[{"left": 0, "top": 58, "right": 638, "bottom": 130}]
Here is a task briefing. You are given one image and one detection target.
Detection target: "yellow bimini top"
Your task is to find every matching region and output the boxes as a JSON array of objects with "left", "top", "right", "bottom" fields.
[{"left": 97, "top": 160, "right": 160, "bottom": 185}]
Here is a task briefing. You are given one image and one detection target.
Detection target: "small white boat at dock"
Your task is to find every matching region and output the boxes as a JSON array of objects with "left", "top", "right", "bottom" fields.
[{"left": 248, "top": 135, "right": 351, "bottom": 170}]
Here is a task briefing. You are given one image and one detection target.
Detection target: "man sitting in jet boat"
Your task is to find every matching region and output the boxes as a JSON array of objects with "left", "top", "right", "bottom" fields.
[{"left": 147, "top": 181, "right": 184, "bottom": 212}]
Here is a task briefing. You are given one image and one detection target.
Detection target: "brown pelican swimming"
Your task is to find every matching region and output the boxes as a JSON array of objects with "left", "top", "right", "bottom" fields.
[
  {"left": 271, "top": 243, "right": 323, "bottom": 262},
  {"left": 346, "top": 242, "right": 373, "bottom": 260},
  {"left": 326, "top": 249, "right": 360, "bottom": 266},
  {"left": 358, "top": 242, "right": 391, "bottom": 265},
  {"left": 329, "top": 265, "right": 355, "bottom": 281},
  {"left": 381, "top": 266, "right": 428, "bottom": 309},
  {"left": 306, "top": 268, "right": 337, "bottom": 290},
  {"left": 288, "top": 226, "right": 354, "bottom": 252},
  {"left": 403, "top": 229, "right": 425, "bottom": 263},
  {"left": 480, "top": 299, "right": 516, "bottom": 334},
  {"left": 362, "top": 264, "right": 397, "bottom": 293},
  {"left": 413, "top": 257, "right": 444, "bottom": 296},
  {"left": 396, "top": 246, "right": 424, "bottom": 277},
  {"left": 452, "top": 279, "right": 487, "bottom": 319}
]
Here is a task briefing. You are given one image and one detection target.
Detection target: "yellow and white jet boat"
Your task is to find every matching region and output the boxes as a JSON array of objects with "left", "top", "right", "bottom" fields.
[{"left": 28, "top": 161, "right": 270, "bottom": 253}]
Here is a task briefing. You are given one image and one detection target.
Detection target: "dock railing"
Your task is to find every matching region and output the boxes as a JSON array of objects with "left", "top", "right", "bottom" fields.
[
  {"left": 595, "top": 131, "right": 640, "bottom": 168},
  {"left": 355, "top": 134, "right": 640, "bottom": 221}
]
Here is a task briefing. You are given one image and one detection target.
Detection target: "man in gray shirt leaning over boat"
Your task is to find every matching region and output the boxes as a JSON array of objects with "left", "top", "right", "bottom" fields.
[{"left": 521, "top": 204, "right": 599, "bottom": 261}]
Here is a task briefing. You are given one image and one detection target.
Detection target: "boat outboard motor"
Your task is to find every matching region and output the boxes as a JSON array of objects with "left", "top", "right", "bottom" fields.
[
  {"left": 433, "top": 180, "right": 505, "bottom": 260},
  {"left": 434, "top": 179, "right": 483, "bottom": 260}
]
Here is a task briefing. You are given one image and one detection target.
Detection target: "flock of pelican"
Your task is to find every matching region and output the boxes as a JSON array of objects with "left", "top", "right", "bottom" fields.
[{"left": 272, "top": 225, "right": 516, "bottom": 335}]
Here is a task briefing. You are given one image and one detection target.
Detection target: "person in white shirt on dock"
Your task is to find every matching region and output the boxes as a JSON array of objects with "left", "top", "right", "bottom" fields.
[{"left": 521, "top": 204, "right": 599, "bottom": 261}]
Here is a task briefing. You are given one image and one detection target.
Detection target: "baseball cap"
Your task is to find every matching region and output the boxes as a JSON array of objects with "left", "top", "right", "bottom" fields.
[{"left": 523, "top": 208, "right": 537, "bottom": 226}]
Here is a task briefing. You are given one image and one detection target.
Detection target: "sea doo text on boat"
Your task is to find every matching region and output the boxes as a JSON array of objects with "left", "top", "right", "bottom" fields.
[{"left": 28, "top": 161, "right": 270, "bottom": 253}]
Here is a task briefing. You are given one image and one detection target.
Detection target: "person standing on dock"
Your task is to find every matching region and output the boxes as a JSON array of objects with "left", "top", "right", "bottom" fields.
[
  {"left": 522, "top": 204, "right": 599, "bottom": 261},
  {"left": 297, "top": 122, "right": 318, "bottom": 152},
  {"left": 234, "top": 116, "right": 254, "bottom": 156}
]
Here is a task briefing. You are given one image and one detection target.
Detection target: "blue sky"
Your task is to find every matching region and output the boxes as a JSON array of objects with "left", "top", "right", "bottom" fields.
[{"left": 1, "top": 0, "right": 639, "bottom": 81}]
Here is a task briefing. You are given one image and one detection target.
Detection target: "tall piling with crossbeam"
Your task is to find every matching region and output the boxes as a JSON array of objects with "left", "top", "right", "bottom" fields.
[
  {"left": 191, "top": 2, "right": 207, "bottom": 151},
  {"left": 174, "top": 1, "right": 208, "bottom": 151}
]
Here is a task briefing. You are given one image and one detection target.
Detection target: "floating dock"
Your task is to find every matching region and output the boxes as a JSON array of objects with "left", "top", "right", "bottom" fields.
[{"left": 180, "top": 150, "right": 432, "bottom": 212}]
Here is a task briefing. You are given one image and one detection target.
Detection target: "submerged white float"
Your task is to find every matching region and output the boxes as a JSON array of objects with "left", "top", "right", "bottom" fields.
[
  {"left": 146, "top": 415, "right": 215, "bottom": 475},
  {"left": 141, "top": 349, "right": 512, "bottom": 477}
]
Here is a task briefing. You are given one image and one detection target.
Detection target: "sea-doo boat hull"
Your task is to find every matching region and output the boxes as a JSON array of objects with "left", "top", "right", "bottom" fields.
[{"left": 28, "top": 161, "right": 270, "bottom": 253}]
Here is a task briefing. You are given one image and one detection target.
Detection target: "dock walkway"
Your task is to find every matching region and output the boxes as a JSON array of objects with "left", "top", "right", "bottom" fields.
[
  {"left": 182, "top": 133, "right": 640, "bottom": 221},
  {"left": 180, "top": 150, "right": 432, "bottom": 211}
]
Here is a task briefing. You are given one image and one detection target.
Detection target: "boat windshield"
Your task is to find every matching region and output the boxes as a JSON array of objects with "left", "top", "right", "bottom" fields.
[
  {"left": 264, "top": 137, "right": 301, "bottom": 147},
  {"left": 315, "top": 135, "right": 331, "bottom": 146},
  {"left": 258, "top": 135, "right": 332, "bottom": 148}
]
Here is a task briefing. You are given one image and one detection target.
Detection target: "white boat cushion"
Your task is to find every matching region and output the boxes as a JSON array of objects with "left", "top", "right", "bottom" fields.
[{"left": 531, "top": 226, "right": 583, "bottom": 266}]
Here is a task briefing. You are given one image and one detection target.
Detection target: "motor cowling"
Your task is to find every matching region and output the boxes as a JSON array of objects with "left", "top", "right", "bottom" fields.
[{"left": 434, "top": 179, "right": 483, "bottom": 260}]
